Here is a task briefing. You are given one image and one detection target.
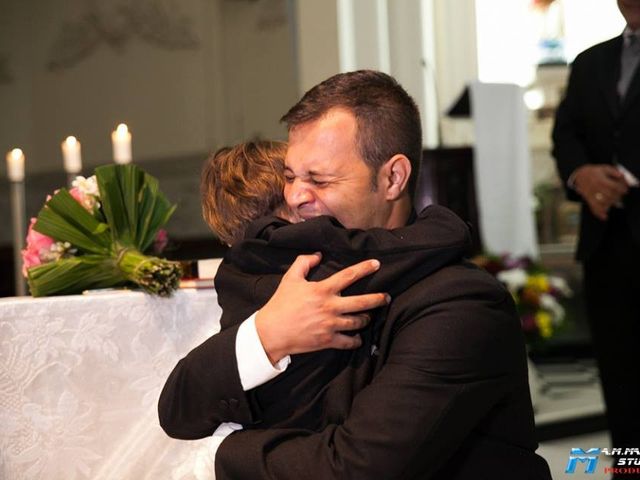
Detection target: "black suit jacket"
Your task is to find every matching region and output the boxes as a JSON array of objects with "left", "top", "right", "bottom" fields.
[
  {"left": 159, "top": 207, "right": 551, "bottom": 479},
  {"left": 552, "top": 35, "right": 640, "bottom": 261},
  {"left": 218, "top": 209, "right": 472, "bottom": 431},
  {"left": 159, "top": 207, "right": 472, "bottom": 436}
]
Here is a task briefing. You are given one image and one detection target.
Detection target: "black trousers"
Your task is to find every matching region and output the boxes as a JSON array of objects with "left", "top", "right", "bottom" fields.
[{"left": 584, "top": 209, "right": 640, "bottom": 477}]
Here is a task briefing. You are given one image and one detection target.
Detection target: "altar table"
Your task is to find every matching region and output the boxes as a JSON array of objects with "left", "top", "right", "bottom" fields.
[{"left": 0, "top": 289, "right": 222, "bottom": 479}]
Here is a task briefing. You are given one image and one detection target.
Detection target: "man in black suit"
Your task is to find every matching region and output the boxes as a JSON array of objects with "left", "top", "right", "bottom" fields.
[
  {"left": 160, "top": 71, "right": 551, "bottom": 479},
  {"left": 552, "top": 0, "right": 640, "bottom": 471}
]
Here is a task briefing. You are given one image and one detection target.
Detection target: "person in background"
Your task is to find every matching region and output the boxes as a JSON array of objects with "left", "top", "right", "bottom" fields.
[{"left": 552, "top": 0, "right": 640, "bottom": 475}]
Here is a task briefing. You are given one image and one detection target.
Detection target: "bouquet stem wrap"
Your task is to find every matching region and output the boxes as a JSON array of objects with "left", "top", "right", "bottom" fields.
[{"left": 116, "top": 248, "right": 181, "bottom": 296}]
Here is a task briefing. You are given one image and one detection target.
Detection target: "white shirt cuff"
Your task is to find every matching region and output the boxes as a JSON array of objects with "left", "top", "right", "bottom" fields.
[{"left": 235, "top": 312, "right": 291, "bottom": 391}]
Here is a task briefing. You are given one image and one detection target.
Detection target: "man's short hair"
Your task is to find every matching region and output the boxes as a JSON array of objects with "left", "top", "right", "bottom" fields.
[
  {"left": 201, "top": 141, "right": 288, "bottom": 245},
  {"left": 281, "top": 70, "right": 422, "bottom": 197}
]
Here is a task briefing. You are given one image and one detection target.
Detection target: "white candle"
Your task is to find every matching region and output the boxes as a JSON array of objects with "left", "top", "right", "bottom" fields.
[
  {"left": 6, "top": 148, "right": 25, "bottom": 182},
  {"left": 111, "top": 123, "right": 132, "bottom": 164},
  {"left": 62, "top": 136, "right": 82, "bottom": 174}
]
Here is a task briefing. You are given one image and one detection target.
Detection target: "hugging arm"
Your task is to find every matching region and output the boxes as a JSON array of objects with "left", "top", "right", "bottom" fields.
[
  {"left": 158, "top": 255, "right": 387, "bottom": 439},
  {"left": 158, "top": 324, "right": 254, "bottom": 439},
  {"left": 159, "top": 209, "right": 468, "bottom": 440},
  {"left": 215, "top": 286, "right": 522, "bottom": 479}
]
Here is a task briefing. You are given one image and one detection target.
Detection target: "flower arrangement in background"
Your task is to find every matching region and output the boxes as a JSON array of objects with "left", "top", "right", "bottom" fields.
[
  {"left": 473, "top": 253, "right": 572, "bottom": 346},
  {"left": 22, "top": 164, "right": 181, "bottom": 297}
]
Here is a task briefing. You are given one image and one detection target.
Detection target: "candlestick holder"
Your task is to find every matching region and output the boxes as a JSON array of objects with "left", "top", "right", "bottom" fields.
[
  {"left": 67, "top": 172, "right": 77, "bottom": 188},
  {"left": 10, "top": 179, "right": 27, "bottom": 296}
]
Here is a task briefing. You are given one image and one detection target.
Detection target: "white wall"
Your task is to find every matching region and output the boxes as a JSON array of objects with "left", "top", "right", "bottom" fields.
[
  {"left": 0, "top": 0, "right": 297, "bottom": 177},
  {"left": 295, "top": 0, "right": 341, "bottom": 94},
  {"left": 220, "top": 0, "right": 298, "bottom": 144}
]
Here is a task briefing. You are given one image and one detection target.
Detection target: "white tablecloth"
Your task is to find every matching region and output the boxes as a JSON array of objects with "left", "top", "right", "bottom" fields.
[{"left": 0, "top": 289, "right": 222, "bottom": 480}]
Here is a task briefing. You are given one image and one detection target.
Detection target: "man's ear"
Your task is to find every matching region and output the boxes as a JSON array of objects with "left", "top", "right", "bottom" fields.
[{"left": 381, "top": 154, "right": 411, "bottom": 200}]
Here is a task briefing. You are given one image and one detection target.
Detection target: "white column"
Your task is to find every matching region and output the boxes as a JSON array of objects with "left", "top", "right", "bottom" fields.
[
  {"left": 374, "top": 0, "right": 391, "bottom": 73},
  {"left": 387, "top": 0, "right": 439, "bottom": 147},
  {"left": 337, "top": 0, "right": 356, "bottom": 72},
  {"left": 294, "top": 0, "right": 474, "bottom": 149},
  {"left": 433, "top": 0, "right": 479, "bottom": 146},
  {"left": 338, "top": 0, "right": 391, "bottom": 73}
]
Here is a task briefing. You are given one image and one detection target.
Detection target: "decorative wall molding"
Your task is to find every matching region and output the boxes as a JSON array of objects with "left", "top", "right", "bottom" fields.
[{"left": 47, "top": 0, "right": 201, "bottom": 72}]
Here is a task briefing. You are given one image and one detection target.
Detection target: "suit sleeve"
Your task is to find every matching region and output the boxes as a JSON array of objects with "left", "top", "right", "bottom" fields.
[
  {"left": 215, "top": 288, "right": 524, "bottom": 479},
  {"left": 158, "top": 323, "right": 255, "bottom": 439},
  {"left": 552, "top": 54, "right": 590, "bottom": 201}
]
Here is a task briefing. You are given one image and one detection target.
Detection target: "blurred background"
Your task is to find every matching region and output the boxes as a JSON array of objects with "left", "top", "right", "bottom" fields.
[{"left": 0, "top": 0, "right": 626, "bottom": 353}]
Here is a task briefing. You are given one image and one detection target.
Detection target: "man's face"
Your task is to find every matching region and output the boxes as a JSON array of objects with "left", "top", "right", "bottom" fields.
[
  {"left": 284, "top": 108, "right": 391, "bottom": 230},
  {"left": 619, "top": 0, "right": 640, "bottom": 30}
]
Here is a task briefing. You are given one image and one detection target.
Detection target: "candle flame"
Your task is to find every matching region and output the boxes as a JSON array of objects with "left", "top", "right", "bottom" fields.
[
  {"left": 116, "top": 123, "right": 129, "bottom": 135},
  {"left": 65, "top": 136, "right": 78, "bottom": 146},
  {"left": 10, "top": 148, "right": 23, "bottom": 160}
]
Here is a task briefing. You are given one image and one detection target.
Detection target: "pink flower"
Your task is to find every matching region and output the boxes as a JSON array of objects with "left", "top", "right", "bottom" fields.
[
  {"left": 69, "top": 187, "right": 96, "bottom": 212},
  {"left": 21, "top": 218, "right": 55, "bottom": 277},
  {"left": 153, "top": 229, "right": 169, "bottom": 254}
]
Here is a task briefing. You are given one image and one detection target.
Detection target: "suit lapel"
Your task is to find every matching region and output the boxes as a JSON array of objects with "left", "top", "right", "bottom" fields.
[
  {"left": 621, "top": 60, "right": 640, "bottom": 116},
  {"left": 598, "top": 36, "right": 623, "bottom": 119}
]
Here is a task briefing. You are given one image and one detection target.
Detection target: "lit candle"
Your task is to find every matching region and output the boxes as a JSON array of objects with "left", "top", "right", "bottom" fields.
[
  {"left": 111, "top": 123, "right": 132, "bottom": 164},
  {"left": 6, "top": 148, "right": 25, "bottom": 182},
  {"left": 61, "top": 136, "right": 82, "bottom": 174},
  {"left": 8, "top": 148, "right": 27, "bottom": 295}
]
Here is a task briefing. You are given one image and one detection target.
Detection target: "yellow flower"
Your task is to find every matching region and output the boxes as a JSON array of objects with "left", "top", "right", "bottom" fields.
[
  {"left": 535, "top": 311, "right": 554, "bottom": 338},
  {"left": 527, "top": 274, "right": 550, "bottom": 292}
]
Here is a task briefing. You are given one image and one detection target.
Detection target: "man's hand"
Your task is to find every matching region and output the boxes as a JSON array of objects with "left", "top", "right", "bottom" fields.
[
  {"left": 573, "top": 164, "right": 629, "bottom": 220},
  {"left": 255, "top": 253, "right": 390, "bottom": 364}
]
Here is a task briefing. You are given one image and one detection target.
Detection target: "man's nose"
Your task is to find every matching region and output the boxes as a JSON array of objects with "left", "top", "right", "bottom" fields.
[{"left": 285, "top": 179, "right": 314, "bottom": 208}]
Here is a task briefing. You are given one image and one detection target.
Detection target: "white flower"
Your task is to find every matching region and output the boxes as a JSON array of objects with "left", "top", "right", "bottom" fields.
[
  {"left": 540, "top": 292, "right": 565, "bottom": 324},
  {"left": 71, "top": 175, "right": 100, "bottom": 198},
  {"left": 39, "top": 241, "right": 77, "bottom": 263},
  {"left": 549, "top": 275, "right": 573, "bottom": 297},
  {"left": 497, "top": 268, "right": 528, "bottom": 291}
]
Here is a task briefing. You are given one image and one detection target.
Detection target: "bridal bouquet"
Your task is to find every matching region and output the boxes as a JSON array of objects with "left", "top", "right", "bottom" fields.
[
  {"left": 22, "top": 164, "right": 181, "bottom": 297},
  {"left": 473, "top": 254, "right": 572, "bottom": 345}
]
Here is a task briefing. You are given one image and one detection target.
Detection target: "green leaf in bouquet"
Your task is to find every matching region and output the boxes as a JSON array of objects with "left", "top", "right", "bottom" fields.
[
  {"left": 137, "top": 176, "right": 176, "bottom": 252},
  {"left": 96, "top": 164, "right": 176, "bottom": 252},
  {"left": 34, "top": 189, "right": 111, "bottom": 255},
  {"left": 27, "top": 255, "right": 126, "bottom": 297},
  {"left": 96, "top": 164, "right": 140, "bottom": 247}
]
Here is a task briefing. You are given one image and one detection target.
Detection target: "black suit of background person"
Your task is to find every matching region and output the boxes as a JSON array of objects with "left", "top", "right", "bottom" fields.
[{"left": 552, "top": 0, "right": 640, "bottom": 469}]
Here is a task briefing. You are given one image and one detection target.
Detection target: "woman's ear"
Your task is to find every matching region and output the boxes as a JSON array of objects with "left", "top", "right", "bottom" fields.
[{"left": 381, "top": 154, "right": 412, "bottom": 200}]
